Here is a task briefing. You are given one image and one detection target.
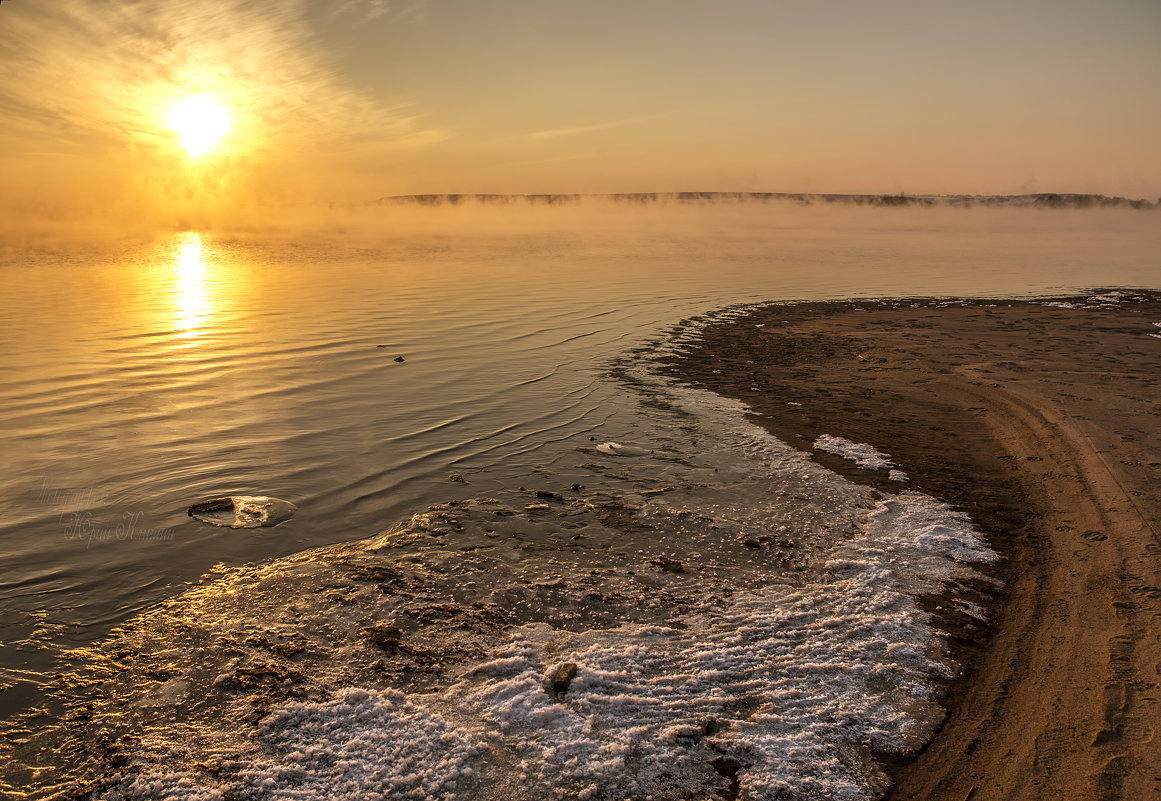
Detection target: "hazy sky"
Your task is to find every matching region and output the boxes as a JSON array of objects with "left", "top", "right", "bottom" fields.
[{"left": 2, "top": 0, "right": 1159, "bottom": 213}]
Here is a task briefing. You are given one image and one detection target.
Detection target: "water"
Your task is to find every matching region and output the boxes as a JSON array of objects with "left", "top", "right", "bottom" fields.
[{"left": 1, "top": 198, "right": 1158, "bottom": 797}]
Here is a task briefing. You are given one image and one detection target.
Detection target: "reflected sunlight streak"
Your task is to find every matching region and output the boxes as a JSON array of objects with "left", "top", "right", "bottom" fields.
[{"left": 174, "top": 233, "right": 207, "bottom": 334}]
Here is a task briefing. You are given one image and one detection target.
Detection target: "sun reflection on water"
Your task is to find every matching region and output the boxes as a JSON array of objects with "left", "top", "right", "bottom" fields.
[{"left": 174, "top": 232, "right": 207, "bottom": 334}]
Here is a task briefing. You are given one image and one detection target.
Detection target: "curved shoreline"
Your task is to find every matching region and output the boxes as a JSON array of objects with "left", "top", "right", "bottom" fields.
[
  {"left": 4, "top": 323, "right": 1000, "bottom": 800},
  {"left": 6, "top": 291, "right": 1158, "bottom": 799},
  {"left": 660, "top": 291, "right": 1161, "bottom": 800}
]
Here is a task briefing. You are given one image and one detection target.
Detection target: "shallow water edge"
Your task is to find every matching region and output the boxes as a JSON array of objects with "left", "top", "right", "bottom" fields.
[{"left": 0, "top": 308, "right": 1008, "bottom": 801}]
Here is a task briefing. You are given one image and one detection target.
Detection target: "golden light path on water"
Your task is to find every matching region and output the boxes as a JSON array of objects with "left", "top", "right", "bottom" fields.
[{"left": 173, "top": 232, "right": 207, "bottom": 334}]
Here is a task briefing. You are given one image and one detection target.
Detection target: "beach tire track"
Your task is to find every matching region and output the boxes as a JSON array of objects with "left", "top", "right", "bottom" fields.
[{"left": 890, "top": 380, "right": 1161, "bottom": 801}]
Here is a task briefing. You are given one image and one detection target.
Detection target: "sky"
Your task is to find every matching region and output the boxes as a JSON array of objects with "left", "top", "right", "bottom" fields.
[{"left": 1, "top": 0, "right": 1159, "bottom": 220}]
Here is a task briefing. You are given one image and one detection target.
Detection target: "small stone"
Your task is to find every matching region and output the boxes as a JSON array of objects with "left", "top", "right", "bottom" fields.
[
  {"left": 188, "top": 497, "right": 234, "bottom": 517},
  {"left": 394, "top": 355, "right": 405, "bottom": 363},
  {"left": 449, "top": 473, "right": 467, "bottom": 483},
  {"left": 549, "top": 662, "right": 579, "bottom": 696},
  {"left": 743, "top": 539, "right": 761, "bottom": 549}
]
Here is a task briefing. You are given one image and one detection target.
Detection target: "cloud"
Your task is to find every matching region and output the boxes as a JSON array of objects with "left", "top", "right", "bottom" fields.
[
  {"left": 0, "top": 0, "right": 444, "bottom": 160},
  {"left": 525, "top": 117, "right": 646, "bottom": 142},
  {"left": 329, "top": 0, "right": 428, "bottom": 25}
]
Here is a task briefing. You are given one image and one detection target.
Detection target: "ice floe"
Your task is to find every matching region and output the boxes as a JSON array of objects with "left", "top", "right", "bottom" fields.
[
  {"left": 187, "top": 496, "right": 297, "bottom": 528},
  {"left": 814, "top": 435, "right": 907, "bottom": 481}
]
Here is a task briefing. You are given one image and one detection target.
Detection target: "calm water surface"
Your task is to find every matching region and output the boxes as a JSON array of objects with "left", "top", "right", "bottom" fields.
[{"left": 1, "top": 200, "right": 1158, "bottom": 721}]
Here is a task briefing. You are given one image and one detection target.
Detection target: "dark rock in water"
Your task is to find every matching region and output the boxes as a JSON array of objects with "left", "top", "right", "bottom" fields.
[
  {"left": 549, "top": 662, "right": 579, "bottom": 697},
  {"left": 188, "top": 497, "right": 234, "bottom": 517},
  {"left": 187, "top": 496, "right": 297, "bottom": 528},
  {"left": 394, "top": 355, "right": 405, "bottom": 362}
]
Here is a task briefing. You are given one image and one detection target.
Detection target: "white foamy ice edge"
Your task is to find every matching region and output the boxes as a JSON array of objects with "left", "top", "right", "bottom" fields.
[
  {"left": 815, "top": 434, "right": 908, "bottom": 481},
  {"left": 119, "top": 688, "right": 480, "bottom": 801},
  {"left": 454, "top": 493, "right": 995, "bottom": 801},
  {"left": 109, "top": 494, "right": 996, "bottom": 801},
  {"left": 103, "top": 370, "right": 996, "bottom": 801}
]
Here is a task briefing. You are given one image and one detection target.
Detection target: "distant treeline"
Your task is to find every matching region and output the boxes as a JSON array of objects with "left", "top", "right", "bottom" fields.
[{"left": 369, "top": 192, "right": 1158, "bottom": 209}]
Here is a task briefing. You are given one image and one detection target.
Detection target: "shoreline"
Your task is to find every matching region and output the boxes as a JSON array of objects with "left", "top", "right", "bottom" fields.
[
  {"left": 660, "top": 291, "right": 1161, "bottom": 799},
  {"left": 6, "top": 290, "right": 1159, "bottom": 799}
]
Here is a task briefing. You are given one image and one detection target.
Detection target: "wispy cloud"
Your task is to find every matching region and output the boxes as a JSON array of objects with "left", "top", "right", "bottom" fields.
[
  {"left": 0, "top": 0, "right": 444, "bottom": 157},
  {"left": 329, "top": 0, "right": 428, "bottom": 25},
  {"left": 526, "top": 117, "right": 648, "bottom": 142}
]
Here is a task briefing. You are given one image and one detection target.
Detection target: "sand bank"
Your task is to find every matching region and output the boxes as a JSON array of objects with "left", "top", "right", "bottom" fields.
[{"left": 662, "top": 291, "right": 1161, "bottom": 800}]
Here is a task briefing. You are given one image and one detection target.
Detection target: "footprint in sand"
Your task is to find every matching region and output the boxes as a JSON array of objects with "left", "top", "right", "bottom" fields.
[{"left": 1093, "top": 722, "right": 1155, "bottom": 747}]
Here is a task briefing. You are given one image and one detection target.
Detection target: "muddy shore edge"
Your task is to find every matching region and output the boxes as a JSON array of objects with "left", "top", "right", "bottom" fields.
[{"left": 659, "top": 290, "right": 1161, "bottom": 800}]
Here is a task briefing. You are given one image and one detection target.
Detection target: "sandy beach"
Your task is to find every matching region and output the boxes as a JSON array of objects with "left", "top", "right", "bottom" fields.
[
  {"left": 662, "top": 291, "right": 1161, "bottom": 800},
  {"left": 4, "top": 288, "right": 1160, "bottom": 799}
]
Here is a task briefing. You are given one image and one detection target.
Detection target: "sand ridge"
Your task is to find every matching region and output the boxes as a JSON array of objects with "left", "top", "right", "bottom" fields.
[{"left": 662, "top": 292, "right": 1161, "bottom": 800}]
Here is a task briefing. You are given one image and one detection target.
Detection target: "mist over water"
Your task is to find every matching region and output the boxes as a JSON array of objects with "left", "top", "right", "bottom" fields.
[{"left": 1, "top": 199, "right": 1159, "bottom": 796}]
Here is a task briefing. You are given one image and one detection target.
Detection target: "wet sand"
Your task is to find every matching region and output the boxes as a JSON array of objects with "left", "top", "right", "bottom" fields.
[{"left": 662, "top": 291, "right": 1161, "bottom": 800}]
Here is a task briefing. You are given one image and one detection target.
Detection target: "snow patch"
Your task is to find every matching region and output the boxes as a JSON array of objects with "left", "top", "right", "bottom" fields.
[{"left": 814, "top": 435, "right": 898, "bottom": 472}]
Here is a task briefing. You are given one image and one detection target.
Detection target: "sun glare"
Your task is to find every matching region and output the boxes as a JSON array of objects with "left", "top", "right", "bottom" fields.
[
  {"left": 174, "top": 232, "right": 207, "bottom": 333},
  {"left": 168, "top": 96, "right": 231, "bottom": 158}
]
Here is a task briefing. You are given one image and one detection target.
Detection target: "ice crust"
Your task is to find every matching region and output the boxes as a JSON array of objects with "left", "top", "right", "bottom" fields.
[
  {"left": 96, "top": 486, "right": 992, "bottom": 801},
  {"left": 454, "top": 490, "right": 985, "bottom": 801},
  {"left": 814, "top": 435, "right": 906, "bottom": 481},
  {"left": 187, "top": 496, "right": 298, "bottom": 529},
  {"left": 39, "top": 311, "right": 999, "bottom": 801}
]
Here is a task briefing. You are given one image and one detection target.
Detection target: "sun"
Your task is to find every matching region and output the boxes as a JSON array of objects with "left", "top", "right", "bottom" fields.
[{"left": 168, "top": 96, "right": 231, "bottom": 158}]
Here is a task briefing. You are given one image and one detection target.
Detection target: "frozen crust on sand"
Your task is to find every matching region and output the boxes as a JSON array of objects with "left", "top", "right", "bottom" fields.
[{"left": 661, "top": 291, "right": 1161, "bottom": 801}]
